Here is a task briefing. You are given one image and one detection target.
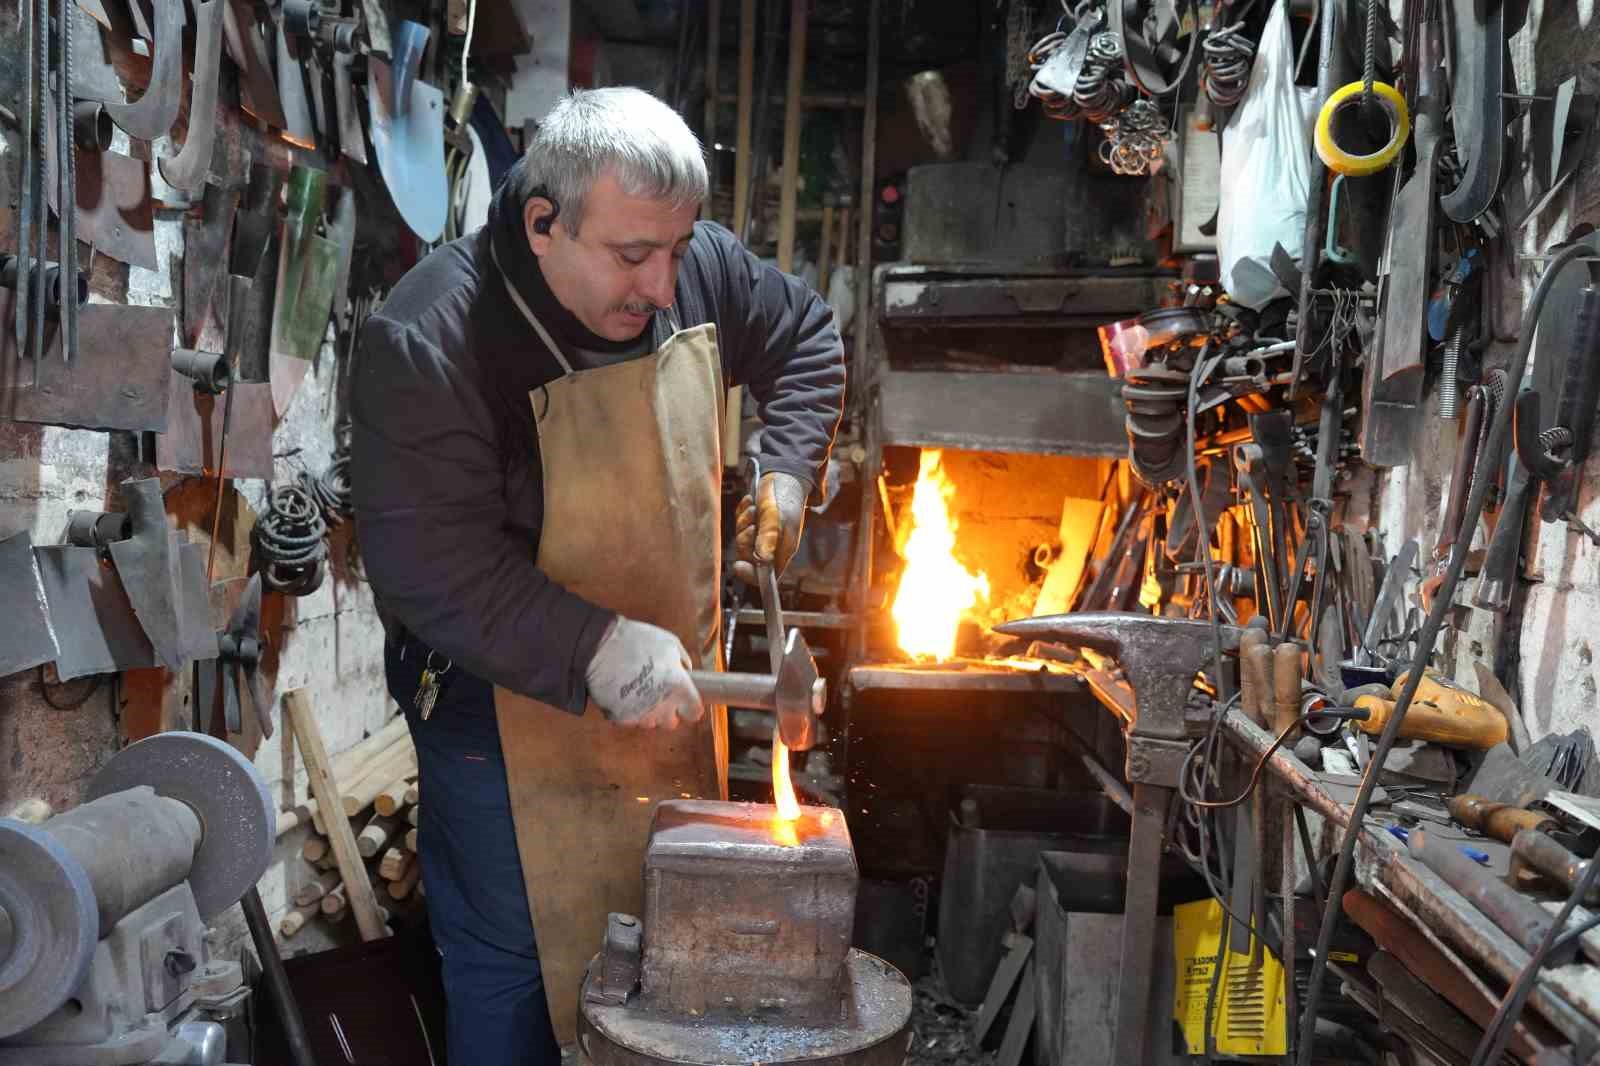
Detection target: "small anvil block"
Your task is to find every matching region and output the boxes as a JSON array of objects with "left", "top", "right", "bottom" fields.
[{"left": 640, "top": 799, "right": 858, "bottom": 1023}]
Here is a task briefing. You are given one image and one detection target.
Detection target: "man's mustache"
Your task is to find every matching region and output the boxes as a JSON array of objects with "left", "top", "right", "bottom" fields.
[{"left": 614, "top": 301, "right": 662, "bottom": 316}]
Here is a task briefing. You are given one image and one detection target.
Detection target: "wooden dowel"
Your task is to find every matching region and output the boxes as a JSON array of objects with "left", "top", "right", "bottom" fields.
[
  {"left": 358, "top": 814, "right": 401, "bottom": 859},
  {"left": 341, "top": 744, "right": 419, "bottom": 816},
  {"left": 302, "top": 836, "right": 328, "bottom": 863},
  {"left": 404, "top": 782, "right": 420, "bottom": 806},
  {"left": 373, "top": 776, "right": 413, "bottom": 818},
  {"left": 379, "top": 847, "right": 415, "bottom": 882},
  {"left": 775, "top": 0, "right": 807, "bottom": 273},
  {"left": 405, "top": 827, "right": 418, "bottom": 852},
  {"left": 320, "top": 883, "right": 348, "bottom": 916},
  {"left": 406, "top": 804, "right": 422, "bottom": 827},
  {"left": 285, "top": 688, "right": 389, "bottom": 942},
  {"left": 279, "top": 902, "right": 320, "bottom": 938},
  {"left": 388, "top": 863, "right": 423, "bottom": 901},
  {"left": 294, "top": 869, "right": 341, "bottom": 908}
]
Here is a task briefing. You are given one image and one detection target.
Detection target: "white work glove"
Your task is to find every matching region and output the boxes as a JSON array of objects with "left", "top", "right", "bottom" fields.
[{"left": 585, "top": 617, "right": 705, "bottom": 729}]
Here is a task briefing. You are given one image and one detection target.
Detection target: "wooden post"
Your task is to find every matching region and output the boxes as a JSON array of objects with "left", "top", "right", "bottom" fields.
[
  {"left": 733, "top": 0, "right": 756, "bottom": 235},
  {"left": 853, "top": 0, "right": 880, "bottom": 400},
  {"left": 285, "top": 689, "right": 389, "bottom": 942},
  {"left": 775, "top": 0, "right": 808, "bottom": 273},
  {"left": 817, "top": 202, "right": 834, "bottom": 295},
  {"left": 837, "top": 205, "right": 851, "bottom": 272},
  {"left": 705, "top": 0, "right": 722, "bottom": 219},
  {"left": 725, "top": 0, "right": 759, "bottom": 469}
]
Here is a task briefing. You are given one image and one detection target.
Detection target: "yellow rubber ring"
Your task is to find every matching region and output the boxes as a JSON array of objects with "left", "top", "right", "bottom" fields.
[{"left": 1314, "top": 80, "right": 1411, "bottom": 177}]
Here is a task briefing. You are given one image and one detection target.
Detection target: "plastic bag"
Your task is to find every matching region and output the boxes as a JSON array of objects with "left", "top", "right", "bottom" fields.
[{"left": 1215, "top": 0, "right": 1319, "bottom": 309}]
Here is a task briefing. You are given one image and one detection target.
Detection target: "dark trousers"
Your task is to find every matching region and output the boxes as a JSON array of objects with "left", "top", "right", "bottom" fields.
[{"left": 386, "top": 640, "right": 562, "bottom": 1066}]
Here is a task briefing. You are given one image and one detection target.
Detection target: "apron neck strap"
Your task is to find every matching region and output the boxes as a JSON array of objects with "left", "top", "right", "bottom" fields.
[
  {"left": 491, "top": 235, "right": 575, "bottom": 375},
  {"left": 492, "top": 236, "right": 685, "bottom": 372}
]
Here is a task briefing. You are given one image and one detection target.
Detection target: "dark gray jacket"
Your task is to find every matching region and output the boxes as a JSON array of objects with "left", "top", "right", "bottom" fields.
[{"left": 350, "top": 210, "right": 845, "bottom": 715}]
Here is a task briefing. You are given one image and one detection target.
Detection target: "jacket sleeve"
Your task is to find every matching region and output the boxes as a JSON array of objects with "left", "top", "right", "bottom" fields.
[
  {"left": 349, "top": 316, "right": 613, "bottom": 713},
  {"left": 703, "top": 223, "right": 845, "bottom": 495}
]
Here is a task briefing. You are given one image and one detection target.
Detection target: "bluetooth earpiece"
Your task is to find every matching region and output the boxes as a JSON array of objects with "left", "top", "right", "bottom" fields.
[{"left": 530, "top": 186, "right": 561, "bottom": 235}]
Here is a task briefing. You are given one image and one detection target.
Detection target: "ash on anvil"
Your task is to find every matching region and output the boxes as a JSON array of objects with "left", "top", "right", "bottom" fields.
[{"left": 577, "top": 800, "right": 913, "bottom": 1066}]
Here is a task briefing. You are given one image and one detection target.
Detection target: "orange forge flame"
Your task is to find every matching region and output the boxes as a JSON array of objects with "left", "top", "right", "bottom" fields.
[
  {"left": 772, "top": 729, "right": 801, "bottom": 845},
  {"left": 891, "top": 449, "right": 990, "bottom": 660}
]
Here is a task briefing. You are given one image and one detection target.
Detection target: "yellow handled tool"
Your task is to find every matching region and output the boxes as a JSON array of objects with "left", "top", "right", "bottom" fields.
[{"left": 1352, "top": 671, "right": 1508, "bottom": 750}]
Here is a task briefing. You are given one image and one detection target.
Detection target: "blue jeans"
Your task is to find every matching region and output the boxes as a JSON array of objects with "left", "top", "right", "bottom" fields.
[{"left": 387, "top": 640, "right": 562, "bottom": 1066}]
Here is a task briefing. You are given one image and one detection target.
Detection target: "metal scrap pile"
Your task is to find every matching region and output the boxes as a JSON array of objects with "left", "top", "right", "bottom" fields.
[{"left": 905, "top": 976, "right": 992, "bottom": 1066}]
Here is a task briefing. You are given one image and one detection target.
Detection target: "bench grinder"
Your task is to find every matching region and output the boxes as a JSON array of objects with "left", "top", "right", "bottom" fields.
[{"left": 0, "top": 731, "right": 274, "bottom": 1065}]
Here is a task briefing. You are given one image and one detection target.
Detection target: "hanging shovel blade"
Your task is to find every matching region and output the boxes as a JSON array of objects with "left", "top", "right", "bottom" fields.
[
  {"left": 0, "top": 531, "right": 61, "bottom": 676},
  {"left": 157, "top": 0, "right": 225, "bottom": 192},
  {"left": 107, "top": 478, "right": 186, "bottom": 671},
  {"left": 222, "top": 0, "right": 288, "bottom": 129},
  {"left": 183, "top": 182, "right": 240, "bottom": 346},
  {"left": 274, "top": 21, "right": 319, "bottom": 149},
  {"left": 368, "top": 48, "right": 448, "bottom": 242},
  {"left": 34, "top": 544, "right": 158, "bottom": 679},
  {"left": 267, "top": 166, "right": 340, "bottom": 415},
  {"left": 105, "top": 0, "right": 184, "bottom": 140},
  {"left": 332, "top": 48, "right": 367, "bottom": 163},
  {"left": 326, "top": 186, "right": 358, "bottom": 333}
]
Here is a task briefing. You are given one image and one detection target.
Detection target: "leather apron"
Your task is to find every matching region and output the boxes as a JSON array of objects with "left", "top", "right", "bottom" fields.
[{"left": 491, "top": 275, "right": 729, "bottom": 1046}]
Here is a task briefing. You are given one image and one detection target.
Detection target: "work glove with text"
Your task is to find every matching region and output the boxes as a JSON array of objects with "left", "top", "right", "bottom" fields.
[
  {"left": 734, "top": 470, "right": 808, "bottom": 585},
  {"left": 585, "top": 617, "right": 705, "bottom": 729}
]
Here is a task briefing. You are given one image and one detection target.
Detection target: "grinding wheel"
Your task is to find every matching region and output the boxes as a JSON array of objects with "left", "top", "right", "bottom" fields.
[
  {"left": 85, "top": 732, "right": 273, "bottom": 920},
  {"left": 0, "top": 820, "right": 97, "bottom": 1039}
]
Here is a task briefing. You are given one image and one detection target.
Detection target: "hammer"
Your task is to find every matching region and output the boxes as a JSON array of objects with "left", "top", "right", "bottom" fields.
[{"left": 690, "top": 629, "right": 826, "bottom": 742}]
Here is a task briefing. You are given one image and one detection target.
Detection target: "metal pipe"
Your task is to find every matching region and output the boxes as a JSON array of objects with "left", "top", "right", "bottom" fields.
[
  {"left": 239, "top": 885, "right": 316, "bottom": 1066},
  {"left": 1408, "top": 829, "right": 1575, "bottom": 963}
]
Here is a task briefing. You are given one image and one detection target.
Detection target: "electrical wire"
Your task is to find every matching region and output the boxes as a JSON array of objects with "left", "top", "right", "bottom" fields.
[
  {"left": 1468, "top": 845, "right": 1600, "bottom": 1066},
  {"left": 1294, "top": 241, "right": 1594, "bottom": 1066}
]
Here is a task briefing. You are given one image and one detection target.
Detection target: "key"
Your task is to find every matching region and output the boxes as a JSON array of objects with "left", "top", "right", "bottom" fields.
[
  {"left": 413, "top": 654, "right": 451, "bottom": 720},
  {"left": 415, "top": 667, "right": 441, "bottom": 719}
]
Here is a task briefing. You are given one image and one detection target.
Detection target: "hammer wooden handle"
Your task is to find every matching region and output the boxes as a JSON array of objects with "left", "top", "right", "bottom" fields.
[{"left": 1448, "top": 794, "right": 1557, "bottom": 843}]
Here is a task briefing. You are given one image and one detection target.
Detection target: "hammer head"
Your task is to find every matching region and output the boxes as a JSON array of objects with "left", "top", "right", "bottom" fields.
[{"left": 775, "top": 629, "right": 825, "bottom": 751}]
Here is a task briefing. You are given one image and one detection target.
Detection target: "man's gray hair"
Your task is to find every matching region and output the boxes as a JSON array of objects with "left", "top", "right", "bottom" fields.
[{"left": 512, "top": 87, "right": 708, "bottom": 236}]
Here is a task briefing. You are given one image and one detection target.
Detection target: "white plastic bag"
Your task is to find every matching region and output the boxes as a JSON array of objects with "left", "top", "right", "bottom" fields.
[{"left": 1216, "top": 0, "right": 1319, "bottom": 309}]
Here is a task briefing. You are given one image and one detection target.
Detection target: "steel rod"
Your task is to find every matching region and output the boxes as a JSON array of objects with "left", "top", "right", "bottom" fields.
[{"left": 239, "top": 886, "right": 316, "bottom": 1066}]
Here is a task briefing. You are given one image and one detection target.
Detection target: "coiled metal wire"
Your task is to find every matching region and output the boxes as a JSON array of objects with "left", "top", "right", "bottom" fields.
[
  {"left": 255, "top": 483, "right": 328, "bottom": 595},
  {"left": 1099, "top": 98, "right": 1173, "bottom": 176},
  {"left": 1200, "top": 21, "right": 1254, "bottom": 108},
  {"left": 299, "top": 451, "right": 353, "bottom": 529},
  {"left": 1027, "top": 5, "right": 1171, "bottom": 175}
]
